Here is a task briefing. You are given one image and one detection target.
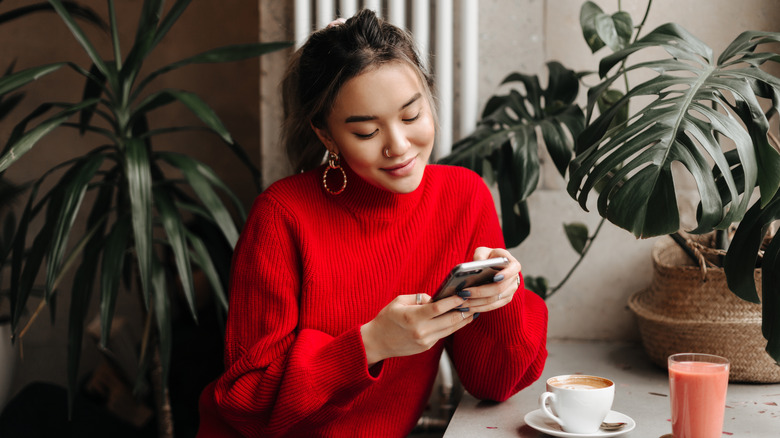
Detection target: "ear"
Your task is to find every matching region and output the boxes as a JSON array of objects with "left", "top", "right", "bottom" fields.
[{"left": 311, "top": 122, "right": 338, "bottom": 155}]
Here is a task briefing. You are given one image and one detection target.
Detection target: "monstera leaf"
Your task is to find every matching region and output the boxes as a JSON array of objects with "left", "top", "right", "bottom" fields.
[
  {"left": 568, "top": 24, "right": 780, "bottom": 239},
  {"left": 439, "top": 61, "right": 584, "bottom": 247},
  {"left": 724, "top": 190, "right": 780, "bottom": 364}
]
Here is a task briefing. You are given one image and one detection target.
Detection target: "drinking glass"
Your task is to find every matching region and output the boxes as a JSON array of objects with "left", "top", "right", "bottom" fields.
[{"left": 668, "top": 353, "right": 730, "bottom": 438}]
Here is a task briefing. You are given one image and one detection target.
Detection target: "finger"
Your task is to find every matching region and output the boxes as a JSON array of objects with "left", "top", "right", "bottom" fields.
[
  {"left": 461, "top": 278, "right": 519, "bottom": 309},
  {"left": 430, "top": 309, "right": 475, "bottom": 337},
  {"left": 473, "top": 246, "right": 492, "bottom": 261},
  {"left": 481, "top": 248, "right": 521, "bottom": 278},
  {"left": 463, "top": 294, "right": 513, "bottom": 310},
  {"left": 421, "top": 294, "right": 469, "bottom": 317},
  {"left": 399, "top": 293, "right": 432, "bottom": 306}
]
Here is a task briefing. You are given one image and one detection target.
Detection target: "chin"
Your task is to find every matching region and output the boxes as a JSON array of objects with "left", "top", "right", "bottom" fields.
[{"left": 385, "top": 174, "right": 424, "bottom": 194}]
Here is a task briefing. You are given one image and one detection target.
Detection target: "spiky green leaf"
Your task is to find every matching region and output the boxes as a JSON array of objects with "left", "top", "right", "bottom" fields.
[
  {"left": 155, "top": 187, "right": 197, "bottom": 321},
  {"left": 47, "top": 0, "right": 110, "bottom": 78},
  {"left": 186, "top": 229, "right": 228, "bottom": 311},
  {"left": 125, "top": 138, "right": 153, "bottom": 305},
  {"left": 100, "top": 216, "right": 130, "bottom": 348},
  {"left": 0, "top": 99, "right": 98, "bottom": 172},
  {"left": 0, "top": 63, "right": 64, "bottom": 96},
  {"left": 134, "top": 41, "right": 293, "bottom": 97},
  {"left": 45, "top": 153, "right": 104, "bottom": 296},
  {"left": 158, "top": 152, "right": 241, "bottom": 246}
]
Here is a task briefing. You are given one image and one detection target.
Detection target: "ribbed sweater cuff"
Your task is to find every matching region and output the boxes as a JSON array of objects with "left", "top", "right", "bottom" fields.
[{"left": 304, "top": 326, "right": 382, "bottom": 406}]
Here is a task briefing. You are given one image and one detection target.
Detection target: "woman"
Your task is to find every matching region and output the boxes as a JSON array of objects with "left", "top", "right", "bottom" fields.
[{"left": 198, "top": 9, "right": 547, "bottom": 437}]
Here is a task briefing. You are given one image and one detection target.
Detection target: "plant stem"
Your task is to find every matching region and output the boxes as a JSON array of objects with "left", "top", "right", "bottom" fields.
[
  {"left": 547, "top": 217, "right": 607, "bottom": 298},
  {"left": 634, "top": 0, "right": 653, "bottom": 42},
  {"left": 619, "top": 0, "right": 653, "bottom": 92},
  {"left": 670, "top": 232, "right": 699, "bottom": 263},
  {"left": 151, "top": 346, "right": 174, "bottom": 438}
]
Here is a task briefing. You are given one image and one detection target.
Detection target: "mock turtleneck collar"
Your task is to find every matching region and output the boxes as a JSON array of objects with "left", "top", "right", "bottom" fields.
[{"left": 325, "top": 160, "right": 427, "bottom": 221}]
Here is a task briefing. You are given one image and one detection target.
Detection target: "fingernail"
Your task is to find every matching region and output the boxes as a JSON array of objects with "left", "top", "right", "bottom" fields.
[
  {"left": 457, "top": 290, "right": 471, "bottom": 298},
  {"left": 473, "top": 313, "right": 480, "bottom": 320},
  {"left": 456, "top": 307, "right": 470, "bottom": 312},
  {"left": 493, "top": 274, "right": 505, "bottom": 283},
  {"left": 456, "top": 280, "right": 467, "bottom": 291}
]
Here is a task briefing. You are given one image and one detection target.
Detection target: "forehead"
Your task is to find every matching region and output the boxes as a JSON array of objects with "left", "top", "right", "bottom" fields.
[{"left": 330, "top": 62, "right": 427, "bottom": 118}]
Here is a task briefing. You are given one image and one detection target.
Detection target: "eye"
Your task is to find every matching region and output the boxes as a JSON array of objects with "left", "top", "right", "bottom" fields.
[
  {"left": 402, "top": 112, "right": 421, "bottom": 123},
  {"left": 354, "top": 129, "right": 378, "bottom": 139}
]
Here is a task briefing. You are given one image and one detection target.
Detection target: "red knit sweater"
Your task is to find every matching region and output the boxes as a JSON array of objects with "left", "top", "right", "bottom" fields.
[{"left": 197, "top": 164, "right": 548, "bottom": 437}]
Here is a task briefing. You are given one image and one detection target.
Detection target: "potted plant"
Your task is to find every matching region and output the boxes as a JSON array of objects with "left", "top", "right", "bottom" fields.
[
  {"left": 0, "top": 0, "right": 291, "bottom": 434},
  {"left": 441, "top": 0, "right": 780, "bottom": 375}
]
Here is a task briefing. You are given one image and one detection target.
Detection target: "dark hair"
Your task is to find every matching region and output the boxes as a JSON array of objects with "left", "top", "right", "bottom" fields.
[{"left": 281, "top": 9, "right": 436, "bottom": 173}]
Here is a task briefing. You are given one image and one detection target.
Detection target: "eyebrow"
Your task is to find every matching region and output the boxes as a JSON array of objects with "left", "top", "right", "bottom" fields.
[{"left": 344, "top": 92, "right": 422, "bottom": 123}]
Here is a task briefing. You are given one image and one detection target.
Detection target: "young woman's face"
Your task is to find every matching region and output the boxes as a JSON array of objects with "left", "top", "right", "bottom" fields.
[{"left": 315, "top": 62, "right": 436, "bottom": 194}]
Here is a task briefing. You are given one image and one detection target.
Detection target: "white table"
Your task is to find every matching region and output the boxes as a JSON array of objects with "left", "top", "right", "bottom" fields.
[{"left": 443, "top": 341, "right": 780, "bottom": 437}]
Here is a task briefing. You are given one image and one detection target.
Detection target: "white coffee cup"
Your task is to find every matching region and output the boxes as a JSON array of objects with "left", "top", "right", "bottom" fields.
[{"left": 538, "top": 374, "right": 615, "bottom": 434}]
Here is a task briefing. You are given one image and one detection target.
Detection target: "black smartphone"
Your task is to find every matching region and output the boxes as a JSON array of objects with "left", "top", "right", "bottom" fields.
[{"left": 433, "top": 257, "right": 509, "bottom": 301}]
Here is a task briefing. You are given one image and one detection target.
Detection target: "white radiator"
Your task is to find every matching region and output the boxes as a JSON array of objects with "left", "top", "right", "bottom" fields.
[{"left": 294, "top": 0, "right": 479, "bottom": 158}]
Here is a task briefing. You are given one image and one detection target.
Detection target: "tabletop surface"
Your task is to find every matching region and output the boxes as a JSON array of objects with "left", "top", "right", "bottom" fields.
[{"left": 443, "top": 341, "right": 780, "bottom": 437}]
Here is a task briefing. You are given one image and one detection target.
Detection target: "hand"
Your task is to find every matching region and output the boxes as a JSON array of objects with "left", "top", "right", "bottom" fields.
[
  {"left": 360, "top": 293, "right": 473, "bottom": 367},
  {"left": 458, "top": 247, "right": 522, "bottom": 313}
]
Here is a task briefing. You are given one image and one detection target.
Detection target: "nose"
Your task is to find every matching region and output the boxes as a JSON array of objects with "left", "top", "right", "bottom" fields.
[{"left": 384, "top": 123, "right": 411, "bottom": 157}]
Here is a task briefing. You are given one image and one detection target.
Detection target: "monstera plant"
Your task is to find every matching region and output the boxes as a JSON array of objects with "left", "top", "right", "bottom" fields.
[
  {"left": 0, "top": 0, "right": 291, "bottom": 431},
  {"left": 441, "top": 0, "right": 780, "bottom": 363}
]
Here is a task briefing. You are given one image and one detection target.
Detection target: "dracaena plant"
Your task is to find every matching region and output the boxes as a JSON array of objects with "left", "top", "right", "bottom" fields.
[
  {"left": 0, "top": 0, "right": 104, "bottom": 325},
  {"left": 0, "top": 0, "right": 291, "bottom": 416},
  {"left": 442, "top": 0, "right": 780, "bottom": 364}
]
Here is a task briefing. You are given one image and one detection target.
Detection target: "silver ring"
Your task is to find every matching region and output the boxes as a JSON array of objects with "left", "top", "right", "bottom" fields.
[
  {"left": 516, "top": 275, "right": 521, "bottom": 286},
  {"left": 497, "top": 293, "right": 503, "bottom": 301},
  {"left": 384, "top": 147, "right": 391, "bottom": 158},
  {"left": 461, "top": 312, "right": 468, "bottom": 320},
  {"left": 415, "top": 293, "right": 423, "bottom": 305}
]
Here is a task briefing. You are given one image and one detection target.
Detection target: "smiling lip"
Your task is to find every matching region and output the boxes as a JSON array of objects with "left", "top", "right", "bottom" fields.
[{"left": 382, "top": 156, "right": 417, "bottom": 177}]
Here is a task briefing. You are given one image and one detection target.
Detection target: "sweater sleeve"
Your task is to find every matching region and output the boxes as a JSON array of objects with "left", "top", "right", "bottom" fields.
[
  {"left": 446, "top": 179, "right": 548, "bottom": 402},
  {"left": 211, "top": 195, "right": 381, "bottom": 437}
]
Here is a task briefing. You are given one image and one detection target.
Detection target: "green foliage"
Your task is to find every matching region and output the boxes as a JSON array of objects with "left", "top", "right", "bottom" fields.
[
  {"left": 439, "top": 61, "right": 585, "bottom": 247},
  {"left": 0, "top": 0, "right": 292, "bottom": 408},
  {"left": 580, "top": 1, "right": 633, "bottom": 53},
  {"left": 569, "top": 25, "right": 780, "bottom": 238},
  {"left": 524, "top": 276, "right": 549, "bottom": 299},
  {"left": 442, "top": 1, "right": 780, "bottom": 363},
  {"left": 564, "top": 222, "right": 589, "bottom": 254}
]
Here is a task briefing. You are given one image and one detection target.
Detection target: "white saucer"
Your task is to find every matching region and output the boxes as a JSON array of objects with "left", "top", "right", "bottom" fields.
[{"left": 523, "top": 409, "right": 636, "bottom": 437}]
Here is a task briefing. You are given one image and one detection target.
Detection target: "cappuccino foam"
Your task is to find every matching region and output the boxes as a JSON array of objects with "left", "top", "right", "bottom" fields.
[
  {"left": 557, "top": 383, "right": 602, "bottom": 390},
  {"left": 548, "top": 376, "right": 612, "bottom": 390}
]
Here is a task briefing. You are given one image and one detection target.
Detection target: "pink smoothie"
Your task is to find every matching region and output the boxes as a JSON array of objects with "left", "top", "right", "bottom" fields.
[{"left": 669, "top": 360, "right": 729, "bottom": 438}]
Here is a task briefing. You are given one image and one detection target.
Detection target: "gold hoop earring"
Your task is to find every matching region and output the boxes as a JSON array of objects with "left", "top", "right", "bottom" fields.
[
  {"left": 322, "top": 152, "right": 347, "bottom": 195},
  {"left": 383, "top": 147, "right": 391, "bottom": 158}
]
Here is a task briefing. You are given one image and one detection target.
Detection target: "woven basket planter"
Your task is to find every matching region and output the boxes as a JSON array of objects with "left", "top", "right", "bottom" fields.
[{"left": 628, "top": 235, "right": 780, "bottom": 383}]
